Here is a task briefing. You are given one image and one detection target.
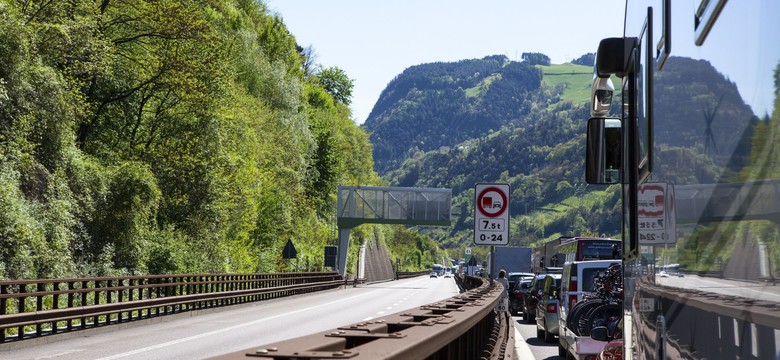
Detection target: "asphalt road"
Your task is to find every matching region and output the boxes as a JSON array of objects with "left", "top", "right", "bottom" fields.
[
  {"left": 1, "top": 276, "right": 460, "bottom": 360},
  {"left": 513, "top": 313, "right": 564, "bottom": 360}
]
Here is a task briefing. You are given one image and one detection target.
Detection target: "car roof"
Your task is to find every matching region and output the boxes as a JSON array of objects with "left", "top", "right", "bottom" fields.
[{"left": 508, "top": 272, "right": 534, "bottom": 277}]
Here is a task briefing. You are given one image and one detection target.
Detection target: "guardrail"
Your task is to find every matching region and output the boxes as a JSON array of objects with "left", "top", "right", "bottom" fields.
[
  {"left": 0, "top": 272, "right": 342, "bottom": 343},
  {"left": 638, "top": 278, "right": 780, "bottom": 359},
  {"left": 212, "top": 275, "right": 515, "bottom": 360},
  {"left": 396, "top": 271, "right": 429, "bottom": 279}
]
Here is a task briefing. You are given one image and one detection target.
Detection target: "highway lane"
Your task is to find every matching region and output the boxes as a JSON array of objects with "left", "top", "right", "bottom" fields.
[
  {"left": 1, "top": 275, "right": 460, "bottom": 360},
  {"left": 655, "top": 273, "right": 780, "bottom": 301},
  {"left": 513, "top": 314, "right": 563, "bottom": 360}
]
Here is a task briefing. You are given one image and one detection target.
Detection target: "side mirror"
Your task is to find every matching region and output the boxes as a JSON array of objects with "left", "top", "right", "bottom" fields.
[
  {"left": 591, "top": 326, "right": 609, "bottom": 341},
  {"left": 586, "top": 117, "right": 621, "bottom": 184}
]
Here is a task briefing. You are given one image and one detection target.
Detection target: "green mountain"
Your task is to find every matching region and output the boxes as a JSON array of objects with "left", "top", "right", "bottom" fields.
[
  {"left": 363, "top": 55, "right": 544, "bottom": 174},
  {"left": 366, "top": 55, "right": 756, "bottom": 250}
]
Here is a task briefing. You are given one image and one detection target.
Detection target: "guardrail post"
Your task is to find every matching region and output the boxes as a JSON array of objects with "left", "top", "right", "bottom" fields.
[
  {"left": 92, "top": 280, "right": 100, "bottom": 327},
  {"left": 756, "top": 323, "right": 777, "bottom": 359},
  {"left": 36, "top": 283, "right": 43, "bottom": 337},
  {"left": 52, "top": 282, "right": 60, "bottom": 334},
  {"left": 18, "top": 283, "right": 25, "bottom": 339},
  {"left": 1, "top": 284, "right": 6, "bottom": 342},
  {"left": 67, "top": 282, "right": 74, "bottom": 331},
  {"left": 79, "top": 280, "right": 86, "bottom": 329}
]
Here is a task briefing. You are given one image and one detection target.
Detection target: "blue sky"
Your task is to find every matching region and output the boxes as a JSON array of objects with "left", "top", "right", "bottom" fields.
[{"left": 267, "top": 0, "right": 627, "bottom": 124}]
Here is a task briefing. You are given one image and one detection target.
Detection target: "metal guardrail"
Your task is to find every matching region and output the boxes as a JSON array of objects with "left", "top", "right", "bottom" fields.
[
  {"left": 639, "top": 278, "right": 780, "bottom": 359},
  {"left": 396, "top": 271, "right": 429, "bottom": 280},
  {"left": 211, "top": 275, "right": 515, "bottom": 360},
  {"left": 0, "top": 272, "right": 342, "bottom": 343}
]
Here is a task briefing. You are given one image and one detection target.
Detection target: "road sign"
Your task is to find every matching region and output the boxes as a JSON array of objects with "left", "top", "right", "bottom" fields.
[
  {"left": 638, "top": 182, "right": 676, "bottom": 245},
  {"left": 282, "top": 239, "right": 298, "bottom": 259},
  {"left": 474, "top": 183, "right": 510, "bottom": 245}
]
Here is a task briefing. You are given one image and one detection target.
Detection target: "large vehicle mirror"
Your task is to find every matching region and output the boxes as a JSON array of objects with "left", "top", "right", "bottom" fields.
[
  {"left": 590, "top": 326, "right": 609, "bottom": 341},
  {"left": 585, "top": 118, "right": 622, "bottom": 184}
]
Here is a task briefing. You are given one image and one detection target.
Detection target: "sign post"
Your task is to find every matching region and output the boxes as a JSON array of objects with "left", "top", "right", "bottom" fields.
[{"left": 474, "top": 183, "right": 510, "bottom": 246}]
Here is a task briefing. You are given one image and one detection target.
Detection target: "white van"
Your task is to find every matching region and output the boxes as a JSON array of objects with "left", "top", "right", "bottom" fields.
[
  {"left": 558, "top": 259, "right": 621, "bottom": 359},
  {"left": 559, "top": 259, "right": 621, "bottom": 320}
]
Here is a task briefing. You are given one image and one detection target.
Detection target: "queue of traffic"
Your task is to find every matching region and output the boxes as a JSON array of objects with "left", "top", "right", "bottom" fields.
[{"left": 502, "top": 237, "right": 623, "bottom": 360}]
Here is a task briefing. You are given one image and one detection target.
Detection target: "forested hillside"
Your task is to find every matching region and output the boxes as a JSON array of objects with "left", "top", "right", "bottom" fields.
[
  {"left": 363, "top": 55, "right": 544, "bottom": 174},
  {"left": 0, "top": 0, "right": 449, "bottom": 280},
  {"left": 371, "top": 55, "right": 756, "bottom": 254}
]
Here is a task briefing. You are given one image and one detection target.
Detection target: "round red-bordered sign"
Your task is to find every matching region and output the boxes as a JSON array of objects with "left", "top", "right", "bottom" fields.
[{"left": 477, "top": 186, "right": 507, "bottom": 218}]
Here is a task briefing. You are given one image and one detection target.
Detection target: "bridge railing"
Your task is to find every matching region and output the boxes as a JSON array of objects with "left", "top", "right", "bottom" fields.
[
  {"left": 0, "top": 272, "right": 342, "bottom": 343},
  {"left": 212, "top": 275, "right": 515, "bottom": 360}
]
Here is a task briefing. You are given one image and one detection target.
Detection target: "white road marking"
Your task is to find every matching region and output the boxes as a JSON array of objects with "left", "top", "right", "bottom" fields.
[
  {"left": 35, "top": 349, "right": 87, "bottom": 360},
  {"left": 95, "top": 291, "right": 381, "bottom": 360}
]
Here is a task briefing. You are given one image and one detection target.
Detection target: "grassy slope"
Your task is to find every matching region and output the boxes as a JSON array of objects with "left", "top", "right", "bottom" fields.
[{"left": 539, "top": 63, "right": 593, "bottom": 104}]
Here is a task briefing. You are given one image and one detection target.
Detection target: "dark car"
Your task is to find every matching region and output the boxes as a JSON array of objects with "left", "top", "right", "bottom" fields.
[
  {"left": 509, "top": 278, "right": 533, "bottom": 316},
  {"left": 507, "top": 272, "right": 534, "bottom": 292},
  {"left": 522, "top": 274, "right": 548, "bottom": 323},
  {"left": 508, "top": 272, "right": 534, "bottom": 283}
]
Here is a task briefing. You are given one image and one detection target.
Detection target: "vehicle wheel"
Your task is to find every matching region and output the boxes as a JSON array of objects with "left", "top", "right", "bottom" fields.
[
  {"left": 527, "top": 311, "right": 535, "bottom": 324},
  {"left": 537, "top": 327, "right": 544, "bottom": 339},
  {"left": 544, "top": 329, "right": 555, "bottom": 343},
  {"left": 586, "top": 303, "right": 622, "bottom": 335},
  {"left": 558, "top": 341, "right": 567, "bottom": 357},
  {"left": 575, "top": 301, "right": 604, "bottom": 336},
  {"left": 543, "top": 321, "right": 555, "bottom": 344},
  {"left": 566, "top": 299, "right": 600, "bottom": 333}
]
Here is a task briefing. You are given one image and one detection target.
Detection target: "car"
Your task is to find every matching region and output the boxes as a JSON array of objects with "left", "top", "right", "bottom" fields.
[
  {"left": 507, "top": 272, "right": 534, "bottom": 289},
  {"left": 522, "top": 274, "right": 549, "bottom": 323},
  {"left": 509, "top": 278, "right": 532, "bottom": 316},
  {"left": 430, "top": 272, "right": 438, "bottom": 278},
  {"left": 443, "top": 272, "right": 452, "bottom": 278},
  {"left": 535, "top": 273, "right": 562, "bottom": 343}
]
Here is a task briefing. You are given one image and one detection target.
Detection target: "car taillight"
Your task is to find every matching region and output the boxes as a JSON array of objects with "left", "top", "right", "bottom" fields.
[
  {"left": 569, "top": 277, "right": 578, "bottom": 310},
  {"left": 546, "top": 303, "right": 557, "bottom": 313},
  {"left": 515, "top": 293, "right": 524, "bottom": 299}
]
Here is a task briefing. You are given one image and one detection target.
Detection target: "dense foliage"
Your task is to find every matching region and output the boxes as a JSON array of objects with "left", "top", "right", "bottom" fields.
[{"left": 0, "top": 0, "right": 397, "bottom": 279}]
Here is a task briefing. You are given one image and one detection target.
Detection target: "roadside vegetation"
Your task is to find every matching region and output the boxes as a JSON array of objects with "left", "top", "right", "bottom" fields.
[{"left": 0, "top": 0, "right": 444, "bottom": 280}]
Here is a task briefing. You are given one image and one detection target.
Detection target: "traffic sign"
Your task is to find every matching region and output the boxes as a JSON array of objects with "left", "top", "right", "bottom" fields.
[
  {"left": 638, "top": 182, "right": 676, "bottom": 245},
  {"left": 474, "top": 183, "right": 509, "bottom": 245}
]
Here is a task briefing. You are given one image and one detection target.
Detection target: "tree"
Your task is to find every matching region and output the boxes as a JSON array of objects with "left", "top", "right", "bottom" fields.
[
  {"left": 521, "top": 52, "right": 551, "bottom": 66},
  {"left": 299, "top": 44, "right": 320, "bottom": 78},
  {"left": 317, "top": 67, "right": 354, "bottom": 106}
]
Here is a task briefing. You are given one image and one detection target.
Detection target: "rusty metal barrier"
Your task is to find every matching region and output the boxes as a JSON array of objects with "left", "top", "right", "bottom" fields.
[
  {"left": 211, "top": 275, "right": 516, "bottom": 360},
  {"left": 0, "top": 272, "right": 342, "bottom": 343}
]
